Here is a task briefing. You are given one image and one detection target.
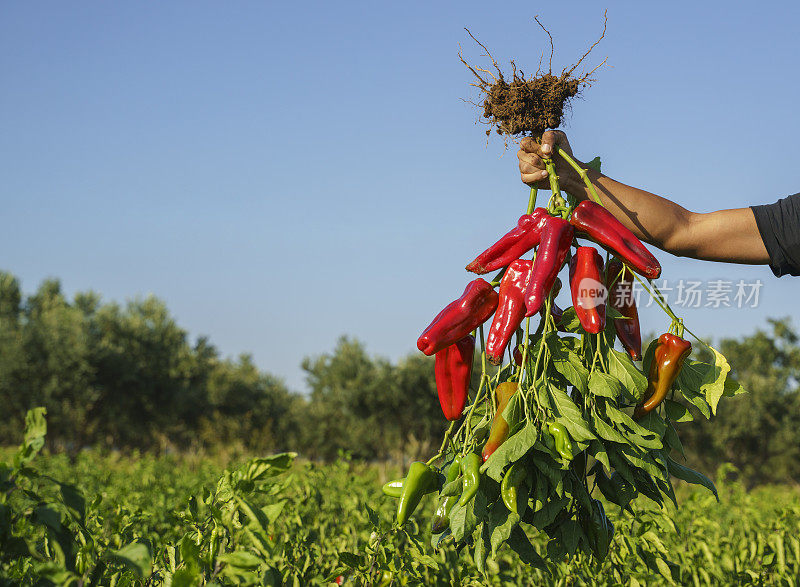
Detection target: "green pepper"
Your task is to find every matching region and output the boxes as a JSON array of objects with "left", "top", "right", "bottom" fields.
[
  {"left": 382, "top": 478, "right": 405, "bottom": 498},
  {"left": 546, "top": 422, "right": 575, "bottom": 462},
  {"left": 501, "top": 461, "right": 529, "bottom": 514},
  {"left": 457, "top": 453, "right": 481, "bottom": 507},
  {"left": 431, "top": 456, "right": 462, "bottom": 534},
  {"left": 396, "top": 462, "right": 438, "bottom": 525}
]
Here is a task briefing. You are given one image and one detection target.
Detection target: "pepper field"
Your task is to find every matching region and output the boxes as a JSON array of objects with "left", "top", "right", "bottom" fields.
[{"left": 2, "top": 414, "right": 800, "bottom": 586}]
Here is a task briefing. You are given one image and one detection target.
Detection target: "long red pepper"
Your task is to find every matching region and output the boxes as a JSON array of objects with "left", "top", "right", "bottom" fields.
[
  {"left": 570, "top": 201, "right": 661, "bottom": 279},
  {"left": 434, "top": 335, "right": 475, "bottom": 420},
  {"left": 569, "top": 246, "right": 606, "bottom": 334},
  {"left": 524, "top": 216, "right": 574, "bottom": 317},
  {"left": 606, "top": 259, "right": 642, "bottom": 360},
  {"left": 466, "top": 209, "right": 549, "bottom": 275},
  {"left": 486, "top": 260, "right": 532, "bottom": 365},
  {"left": 634, "top": 333, "right": 692, "bottom": 418},
  {"left": 417, "top": 279, "right": 499, "bottom": 356}
]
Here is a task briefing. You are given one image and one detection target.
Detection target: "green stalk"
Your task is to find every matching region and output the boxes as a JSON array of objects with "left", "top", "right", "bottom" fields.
[
  {"left": 556, "top": 147, "right": 604, "bottom": 206},
  {"left": 527, "top": 187, "right": 538, "bottom": 215}
]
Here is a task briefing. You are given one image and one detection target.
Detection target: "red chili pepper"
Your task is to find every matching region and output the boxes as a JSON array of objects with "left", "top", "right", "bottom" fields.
[
  {"left": 606, "top": 259, "right": 642, "bottom": 360},
  {"left": 513, "top": 346, "right": 523, "bottom": 366},
  {"left": 465, "top": 209, "right": 549, "bottom": 275},
  {"left": 569, "top": 246, "right": 606, "bottom": 334},
  {"left": 524, "top": 216, "right": 574, "bottom": 317},
  {"left": 417, "top": 279, "right": 499, "bottom": 356},
  {"left": 634, "top": 333, "right": 692, "bottom": 418},
  {"left": 570, "top": 201, "right": 661, "bottom": 279},
  {"left": 434, "top": 335, "right": 475, "bottom": 420},
  {"left": 486, "top": 260, "right": 532, "bottom": 365}
]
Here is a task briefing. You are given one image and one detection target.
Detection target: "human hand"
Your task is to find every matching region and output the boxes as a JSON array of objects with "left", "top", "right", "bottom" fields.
[{"left": 517, "top": 130, "right": 583, "bottom": 194}]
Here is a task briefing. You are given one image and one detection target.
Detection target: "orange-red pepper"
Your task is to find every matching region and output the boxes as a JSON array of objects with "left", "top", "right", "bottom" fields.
[
  {"left": 524, "top": 216, "right": 574, "bottom": 317},
  {"left": 606, "top": 259, "right": 642, "bottom": 360},
  {"left": 570, "top": 201, "right": 661, "bottom": 279},
  {"left": 486, "top": 260, "right": 532, "bottom": 365},
  {"left": 569, "top": 246, "right": 606, "bottom": 334},
  {"left": 417, "top": 279, "right": 499, "bottom": 356},
  {"left": 434, "top": 335, "right": 475, "bottom": 420},
  {"left": 634, "top": 333, "right": 692, "bottom": 417},
  {"left": 466, "top": 209, "right": 549, "bottom": 274}
]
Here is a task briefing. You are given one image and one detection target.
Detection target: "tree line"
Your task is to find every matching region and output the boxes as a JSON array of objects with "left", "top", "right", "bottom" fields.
[{"left": 1, "top": 271, "right": 798, "bottom": 485}]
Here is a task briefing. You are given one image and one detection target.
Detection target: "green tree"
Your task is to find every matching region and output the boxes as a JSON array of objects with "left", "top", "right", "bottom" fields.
[{"left": 679, "top": 318, "right": 800, "bottom": 485}]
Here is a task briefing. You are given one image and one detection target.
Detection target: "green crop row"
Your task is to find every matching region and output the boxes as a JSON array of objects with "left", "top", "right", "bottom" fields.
[{"left": 1, "top": 410, "right": 799, "bottom": 586}]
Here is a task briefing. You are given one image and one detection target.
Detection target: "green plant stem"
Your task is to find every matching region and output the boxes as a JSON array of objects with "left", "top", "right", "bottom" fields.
[
  {"left": 527, "top": 187, "right": 538, "bottom": 215},
  {"left": 427, "top": 420, "right": 457, "bottom": 465},
  {"left": 556, "top": 147, "right": 603, "bottom": 206}
]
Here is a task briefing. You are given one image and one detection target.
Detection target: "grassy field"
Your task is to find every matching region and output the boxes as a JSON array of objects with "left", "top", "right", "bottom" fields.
[{"left": 2, "top": 435, "right": 800, "bottom": 586}]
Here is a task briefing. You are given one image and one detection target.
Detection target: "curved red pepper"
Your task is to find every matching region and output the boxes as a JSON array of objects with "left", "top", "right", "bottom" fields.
[
  {"left": 634, "top": 333, "right": 692, "bottom": 418},
  {"left": 570, "top": 201, "right": 661, "bottom": 279},
  {"left": 434, "top": 335, "right": 475, "bottom": 420},
  {"left": 606, "top": 259, "right": 642, "bottom": 360},
  {"left": 466, "top": 209, "right": 549, "bottom": 275},
  {"left": 524, "top": 216, "right": 574, "bottom": 317},
  {"left": 569, "top": 246, "right": 606, "bottom": 334},
  {"left": 486, "top": 259, "right": 532, "bottom": 365},
  {"left": 417, "top": 279, "right": 499, "bottom": 356}
]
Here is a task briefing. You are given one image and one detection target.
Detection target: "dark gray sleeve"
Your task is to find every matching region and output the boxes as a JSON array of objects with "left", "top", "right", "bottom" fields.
[{"left": 751, "top": 192, "right": 800, "bottom": 277}]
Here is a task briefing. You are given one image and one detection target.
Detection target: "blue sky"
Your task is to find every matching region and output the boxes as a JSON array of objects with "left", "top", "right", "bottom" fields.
[{"left": 1, "top": 1, "right": 798, "bottom": 393}]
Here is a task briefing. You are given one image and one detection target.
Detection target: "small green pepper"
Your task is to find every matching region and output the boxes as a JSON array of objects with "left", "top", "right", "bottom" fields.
[
  {"left": 431, "top": 456, "right": 462, "bottom": 534},
  {"left": 501, "top": 461, "right": 528, "bottom": 514},
  {"left": 458, "top": 453, "right": 482, "bottom": 507},
  {"left": 382, "top": 478, "right": 404, "bottom": 498},
  {"left": 396, "top": 462, "right": 438, "bottom": 525},
  {"left": 547, "top": 422, "right": 575, "bottom": 462}
]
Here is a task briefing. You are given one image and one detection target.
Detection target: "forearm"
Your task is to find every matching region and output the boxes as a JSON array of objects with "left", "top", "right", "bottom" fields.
[{"left": 561, "top": 168, "right": 770, "bottom": 264}]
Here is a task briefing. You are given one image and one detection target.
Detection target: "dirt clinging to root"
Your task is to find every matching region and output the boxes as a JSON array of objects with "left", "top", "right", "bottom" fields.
[{"left": 461, "top": 15, "right": 607, "bottom": 140}]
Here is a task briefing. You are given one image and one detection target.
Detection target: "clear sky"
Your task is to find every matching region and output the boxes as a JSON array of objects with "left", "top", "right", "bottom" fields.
[{"left": 1, "top": 1, "right": 798, "bottom": 393}]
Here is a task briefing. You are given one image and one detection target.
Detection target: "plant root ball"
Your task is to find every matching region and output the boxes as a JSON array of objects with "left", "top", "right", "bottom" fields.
[{"left": 482, "top": 72, "right": 580, "bottom": 138}]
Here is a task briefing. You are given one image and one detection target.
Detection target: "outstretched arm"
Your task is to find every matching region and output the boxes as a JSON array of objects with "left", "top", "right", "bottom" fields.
[{"left": 518, "top": 131, "right": 770, "bottom": 265}]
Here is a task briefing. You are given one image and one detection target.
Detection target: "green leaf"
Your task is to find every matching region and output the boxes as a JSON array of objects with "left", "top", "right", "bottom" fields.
[
  {"left": 586, "top": 156, "right": 602, "bottom": 172},
  {"left": 481, "top": 422, "right": 538, "bottom": 481},
  {"left": 549, "top": 337, "right": 590, "bottom": 395},
  {"left": 591, "top": 409, "right": 632, "bottom": 446},
  {"left": 664, "top": 399, "right": 693, "bottom": 422},
  {"left": 243, "top": 453, "right": 296, "bottom": 482},
  {"left": 508, "top": 526, "right": 547, "bottom": 567},
  {"left": 558, "top": 307, "right": 582, "bottom": 332},
  {"left": 548, "top": 385, "right": 596, "bottom": 442},
  {"left": 170, "top": 568, "right": 200, "bottom": 587},
  {"left": 677, "top": 347, "right": 730, "bottom": 415},
  {"left": 723, "top": 374, "right": 747, "bottom": 397},
  {"left": 107, "top": 542, "right": 152, "bottom": 578},
  {"left": 663, "top": 420, "right": 685, "bottom": 459},
  {"left": 488, "top": 506, "right": 520, "bottom": 558},
  {"left": 588, "top": 371, "right": 624, "bottom": 399},
  {"left": 679, "top": 384, "right": 712, "bottom": 419},
  {"left": 606, "top": 349, "right": 647, "bottom": 400},
  {"left": 666, "top": 456, "right": 718, "bottom": 501},
  {"left": 588, "top": 440, "right": 610, "bottom": 470},
  {"left": 529, "top": 495, "right": 570, "bottom": 530},
  {"left": 635, "top": 411, "right": 667, "bottom": 439},
  {"left": 57, "top": 483, "right": 86, "bottom": 526},
  {"left": 604, "top": 403, "right": 662, "bottom": 449},
  {"left": 218, "top": 550, "right": 264, "bottom": 570}
]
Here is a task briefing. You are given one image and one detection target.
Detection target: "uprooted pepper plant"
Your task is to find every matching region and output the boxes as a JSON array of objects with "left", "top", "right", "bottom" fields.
[{"left": 368, "top": 15, "right": 747, "bottom": 578}]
